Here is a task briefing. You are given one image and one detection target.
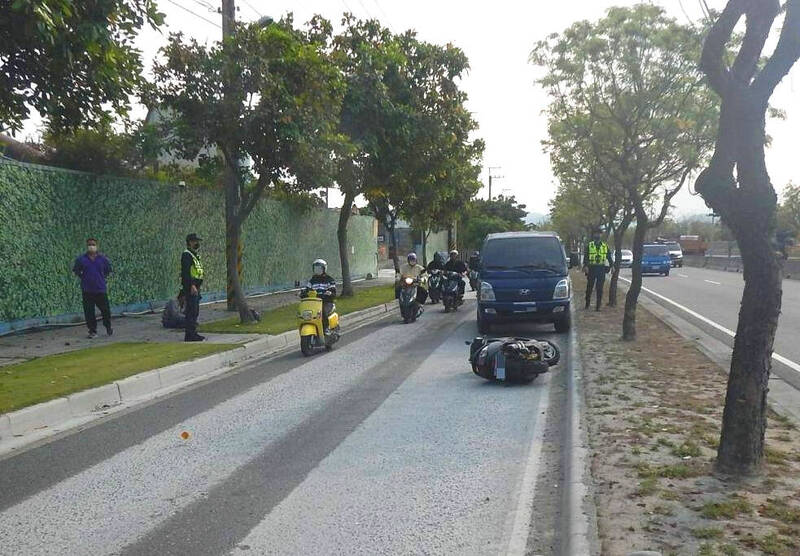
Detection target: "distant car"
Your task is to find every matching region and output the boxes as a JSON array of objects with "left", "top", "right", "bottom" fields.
[
  {"left": 642, "top": 244, "right": 671, "bottom": 276},
  {"left": 617, "top": 249, "right": 633, "bottom": 268},
  {"left": 665, "top": 242, "right": 684, "bottom": 267}
]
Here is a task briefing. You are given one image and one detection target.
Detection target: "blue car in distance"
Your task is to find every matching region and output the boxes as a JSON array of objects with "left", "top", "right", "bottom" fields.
[
  {"left": 641, "top": 244, "right": 671, "bottom": 276},
  {"left": 476, "top": 231, "right": 572, "bottom": 334}
]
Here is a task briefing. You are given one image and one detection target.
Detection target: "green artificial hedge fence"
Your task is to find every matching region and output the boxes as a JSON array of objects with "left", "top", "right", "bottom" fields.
[{"left": 0, "top": 158, "right": 377, "bottom": 329}]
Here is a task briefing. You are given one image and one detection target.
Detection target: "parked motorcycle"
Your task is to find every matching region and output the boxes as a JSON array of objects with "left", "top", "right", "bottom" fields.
[
  {"left": 297, "top": 284, "right": 340, "bottom": 356},
  {"left": 398, "top": 276, "right": 423, "bottom": 324},
  {"left": 441, "top": 271, "right": 464, "bottom": 313},
  {"left": 427, "top": 269, "right": 443, "bottom": 304},
  {"left": 468, "top": 269, "right": 480, "bottom": 291}
]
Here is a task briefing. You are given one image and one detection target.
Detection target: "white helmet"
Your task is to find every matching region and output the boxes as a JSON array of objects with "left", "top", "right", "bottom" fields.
[
  {"left": 312, "top": 259, "right": 327, "bottom": 275},
  {"left": 407, "top": 252, "right": 418, "bottom": 264},
  {"left": 449, "top": 249, "right": 459, "bottom": 258}
]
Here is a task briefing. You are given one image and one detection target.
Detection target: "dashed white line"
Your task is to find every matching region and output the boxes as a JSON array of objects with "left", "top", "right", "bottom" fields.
[
  {"left": 704, "top": 279, "right": 722, "bottom": 285},
  {"left": 619, "top": 277, "right": 800, "bottom": 376},
  {"left": 678, "top": 274, "right": 689, "bottom": 278}
]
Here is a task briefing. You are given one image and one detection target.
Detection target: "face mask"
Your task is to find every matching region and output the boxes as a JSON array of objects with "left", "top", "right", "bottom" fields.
[
  {"left": 87, "top": 245, "right": 97, "bottom": 253},
  {"left": 192, "top": 243, "right": 200, "bottom": 251}
]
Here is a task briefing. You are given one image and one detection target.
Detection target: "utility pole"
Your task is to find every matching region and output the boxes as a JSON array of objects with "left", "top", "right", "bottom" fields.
[
  {"left": 221, "top": 0, "right": 235, "bottom": 39},
  {"left": 487, "top": 166, "right": 503, "bottom": 201}
]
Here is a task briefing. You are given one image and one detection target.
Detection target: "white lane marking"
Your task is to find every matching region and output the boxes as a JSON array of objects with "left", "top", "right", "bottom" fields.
[
  {"left": 506, "top": 376, "right": 551, "bottom": 556},
  {"left": 704, "top": 279, "right": 722, "bottom": 285},
  {"left": 620, "top": 277, "right": 800, "bottom": 376},
  {"left": 679, "top": 274, "right": 689, "bottom": 278}
]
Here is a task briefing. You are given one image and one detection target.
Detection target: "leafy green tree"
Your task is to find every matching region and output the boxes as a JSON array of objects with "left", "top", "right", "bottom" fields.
[
  {"left": 331, "top": 16, "right": 403, "bottom": 296},
  {"left": 777, "top": 182, "right": 800, "bottom": 240},
  {"left": 461, "top": 196, "right": 529, "bottom": 251},
  {"left": 1, "top": 0, "right": 163, "bottom": 133},
  {"left": 534, "top": 5, "right": 719, "bottom": 339},
  {"left": 152, "top": 16, "right": 343, "bottom": 322},
  {"left": 695, "top": 0, "right": 800, "bottom": 474},
  {"left": 43, "top": 124, "right": 135, "bottom": 175}
]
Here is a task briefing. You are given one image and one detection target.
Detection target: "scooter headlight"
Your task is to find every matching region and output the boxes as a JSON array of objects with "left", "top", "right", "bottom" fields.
[{"left": 404, "top": 277, "right": 414, "bottom": 285}]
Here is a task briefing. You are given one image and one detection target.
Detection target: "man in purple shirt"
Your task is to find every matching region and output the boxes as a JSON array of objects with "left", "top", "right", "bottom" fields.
[{"left": 72, "top": 238, "right": 113, "bottom": 338}]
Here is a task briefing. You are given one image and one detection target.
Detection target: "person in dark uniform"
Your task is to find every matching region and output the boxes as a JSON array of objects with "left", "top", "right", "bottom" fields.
[
  {"left": 444, "top": 249, "right": 468, "bottom": 297},
  {"left": 582, "top": 229, "right": 613, "bottom": 311},
  {"left": 427, "top": 251, "right": 445, "bottom": 272},
  {"left": 306, "top": 258, "right": 337, "bottom": 332},
  {"left": 181, "top": 233, "right": 205, "bottom": 341}
]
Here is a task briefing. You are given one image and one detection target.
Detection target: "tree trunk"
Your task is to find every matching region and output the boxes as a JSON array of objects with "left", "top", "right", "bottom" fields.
[
  {"left": 608, "top": 230, "right": 624, "bottom": 307},
  {"left": 338, "top": 188, "right": 356, "bottom": 297},
  {"left": 388, "top": 216, "right": 400, "bottom": 273},
  {"left": 609, "top": 216, "right": 632, "bottom": 307},
  {"left": 422, "top": 230, "right": 429, "bottom": 266},
  {"left": 717, "top": 234, "right": 782, "bottom": 474},
  {"left": 224, "top": 164, "right": 254, "bottom": 323},
  {"left": 622, "top": 217, "right": 647, "bottom": 341}
]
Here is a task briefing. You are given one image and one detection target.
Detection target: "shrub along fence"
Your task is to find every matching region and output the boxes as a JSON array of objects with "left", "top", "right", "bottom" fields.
[{"left": 0, "top": 157, "right": 377, "bottom": 333}]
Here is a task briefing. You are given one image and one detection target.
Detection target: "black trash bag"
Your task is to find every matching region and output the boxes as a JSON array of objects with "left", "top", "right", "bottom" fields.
[
  {"left": 467, "top": 336, "right": 559, "bottom": 383},
  {"left": 162, "top": 299, "right": 187, "bottom": 329}
]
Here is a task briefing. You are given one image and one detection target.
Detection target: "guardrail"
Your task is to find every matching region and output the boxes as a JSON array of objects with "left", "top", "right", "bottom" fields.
[{"left": 683, "top": 254, "right": 800, "bottom": 280}]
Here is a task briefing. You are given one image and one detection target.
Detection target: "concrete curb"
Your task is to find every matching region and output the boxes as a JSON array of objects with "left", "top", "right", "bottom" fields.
[
  {"left": 564, "top": 302, "right": 600, "bottom": 555},
  {"left": 0, "top": 300, "right": 399, "bottom": 446}
]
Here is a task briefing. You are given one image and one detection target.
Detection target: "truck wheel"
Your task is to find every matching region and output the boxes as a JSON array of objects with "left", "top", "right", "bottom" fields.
[{"left": 554, "top": 312, "right": 571, "bottom": 333}]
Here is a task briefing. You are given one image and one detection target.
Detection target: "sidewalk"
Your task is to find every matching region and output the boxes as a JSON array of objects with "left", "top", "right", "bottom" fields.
[{"left": 0, "top": 279, "right": 389, "bottom": 366}]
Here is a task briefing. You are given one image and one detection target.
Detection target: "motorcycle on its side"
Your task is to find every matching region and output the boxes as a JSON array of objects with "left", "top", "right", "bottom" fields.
[{"left": 297, "top": 284, "right": 340, "bottom": 356}]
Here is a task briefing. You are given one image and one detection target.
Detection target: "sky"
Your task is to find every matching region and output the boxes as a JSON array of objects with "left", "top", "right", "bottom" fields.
[{"left": 21, "top": 0, "right": 800, "bottom": 218}]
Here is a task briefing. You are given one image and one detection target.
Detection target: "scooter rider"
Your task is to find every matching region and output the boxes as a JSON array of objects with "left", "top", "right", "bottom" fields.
[
  {"left": 444, "top": 249, "right": 468, "bottom": 298},
  {"left": 396, "top": 252, "right": 428, "bottom": 305},
  {"left": 427, "top": 252, "right": 445, "bottom": 272},
  {"left": 306, "top": 259, "right": 336, "bottom": 332},
  {"left": 468, "top": 250, "right": 482, "bottom": 271}
]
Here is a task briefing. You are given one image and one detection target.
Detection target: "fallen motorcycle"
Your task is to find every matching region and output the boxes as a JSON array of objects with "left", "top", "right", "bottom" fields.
[{"left": 466, "top": 336, "right": 560, "bottom": 383}]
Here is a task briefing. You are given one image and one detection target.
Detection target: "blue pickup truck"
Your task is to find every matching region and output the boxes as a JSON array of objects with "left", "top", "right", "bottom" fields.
[{"left": 476, "top": 231, "right": 572, "bottom": 334}]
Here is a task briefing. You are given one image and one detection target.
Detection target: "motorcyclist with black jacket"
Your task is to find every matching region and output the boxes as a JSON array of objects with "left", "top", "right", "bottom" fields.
[
  {"left": 444, "top": 249, "right": 468, "bottom": 298},
  {"left": 306, "top": 259, "right": 336, "bottom": 332}
]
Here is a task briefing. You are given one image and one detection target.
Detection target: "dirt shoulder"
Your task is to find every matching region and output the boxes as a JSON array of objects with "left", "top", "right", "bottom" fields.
[{"left": 574, "top": 273, "right": 800, "bottom": 556}]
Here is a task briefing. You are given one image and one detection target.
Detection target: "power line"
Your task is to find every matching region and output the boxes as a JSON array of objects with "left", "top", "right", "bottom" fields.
[
  {"left": 677, "top": 0, "right": 695, "bottom": 26},
  {"left": 371, "top": 0, "right": 395, "bottom": 32},
  {"left": 187, "top": 0, "right": 216, "bottom": 12},
  {"left": 356, "top": 0, "right": 375, "bottom": 19},
  {"left": 166, "top": 0, "right": 221, "bottom": 28},
  {"left": 241, "top": 0, "right": 262, "bottom": 19}
]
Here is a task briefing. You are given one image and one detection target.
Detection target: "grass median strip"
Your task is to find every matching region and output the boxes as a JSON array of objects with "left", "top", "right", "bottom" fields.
[
  {"left": 575, "top": 271, "right": 800, "bottom": 555},
  {"left": 0, "top": 342, "right": 237, "bottom": 413},
  {"left": 200, "top": 284, "right": 396, "bottom": 335}
]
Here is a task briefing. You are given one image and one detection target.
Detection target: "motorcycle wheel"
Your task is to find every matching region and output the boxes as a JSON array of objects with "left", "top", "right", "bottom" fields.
[
  {"left": 300, "top": 335, "right": 314, "bottom": 357},
  {"left": 541, "top": 340, "right": 561, "bottom": 366}
]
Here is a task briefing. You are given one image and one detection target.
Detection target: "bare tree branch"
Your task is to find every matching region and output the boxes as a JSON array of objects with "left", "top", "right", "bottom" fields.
[
  {"left": 753, "top": 0, "right": 800, "bottom": 99},
  {"left": 700, "top": 0, "right": 748, "bottom": 95},
  {"left": 731, "top": 2, "right": 779, "bottom": 84}
]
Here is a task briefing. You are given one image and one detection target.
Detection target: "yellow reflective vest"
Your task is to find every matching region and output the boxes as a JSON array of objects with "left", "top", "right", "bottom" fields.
[
  {"left": 184, "top": 249, "right": 205, "bottom": 280},
  {"left": 587, "top": 242, "right": 609, "bottom": 266}
]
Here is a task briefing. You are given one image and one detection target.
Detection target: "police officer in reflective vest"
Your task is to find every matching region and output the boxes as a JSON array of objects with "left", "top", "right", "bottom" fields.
[
  {"left": 181, "top": 233, "right": 206, "bottom": 341},
  {"left": 583, "top": 229, "right": 613, "bottom": 311}
]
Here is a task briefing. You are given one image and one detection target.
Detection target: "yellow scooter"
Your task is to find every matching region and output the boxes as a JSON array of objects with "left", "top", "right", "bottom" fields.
[{"left": 297, "top": 284, "right": 340, "bottom": 356}]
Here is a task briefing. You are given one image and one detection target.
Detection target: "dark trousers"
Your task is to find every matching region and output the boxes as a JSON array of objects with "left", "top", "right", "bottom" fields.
[
  {"left": 585, "top": 266, "right": 606, "bottom": 308},
  {"left": 82, "top": 291, "right": 111, "bottom": 333},
  {"left": 184, "top": 291, "right": 201, "bottom": 340},
  {"left": 322, "top": 301, "right": 334, "bottom": 331}
]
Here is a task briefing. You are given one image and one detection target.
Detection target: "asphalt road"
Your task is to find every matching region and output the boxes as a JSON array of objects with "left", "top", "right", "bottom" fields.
[
  {"left": 0, "top": 295, "right": 572, "bottom": 555},
  {"left": 620, "top": 266, "right": 800, "bottom": 384}
]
